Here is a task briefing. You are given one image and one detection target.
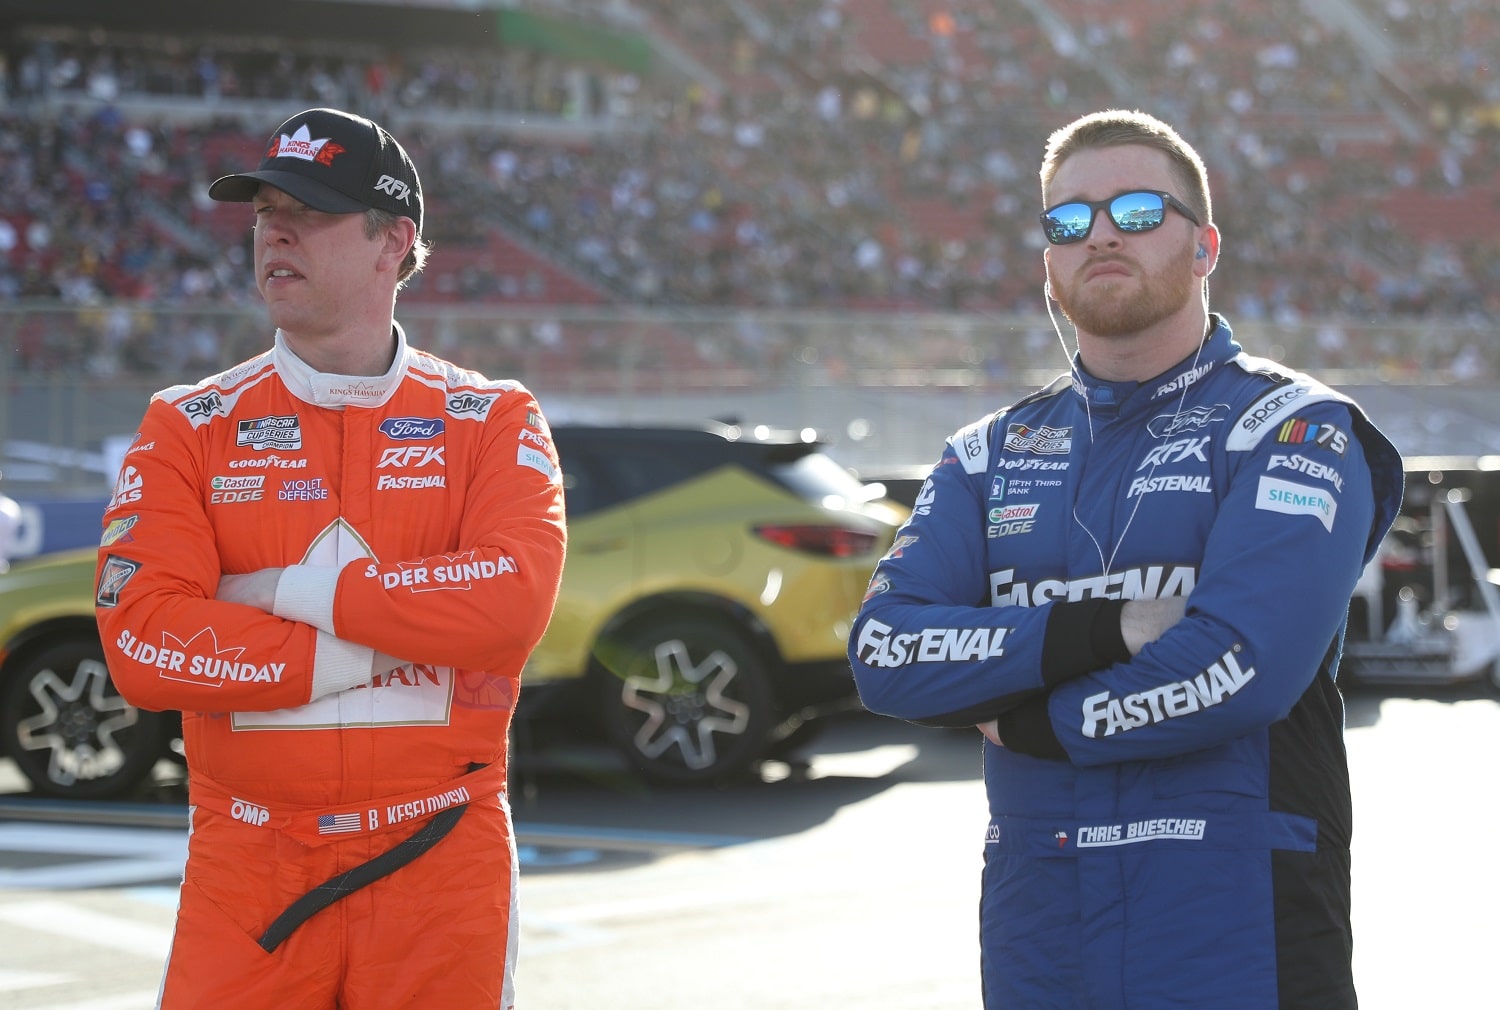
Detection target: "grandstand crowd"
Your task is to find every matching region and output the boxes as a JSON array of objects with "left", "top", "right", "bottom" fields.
[{"left": 2, "top": 0, "right": 1498, "bottom": 379}]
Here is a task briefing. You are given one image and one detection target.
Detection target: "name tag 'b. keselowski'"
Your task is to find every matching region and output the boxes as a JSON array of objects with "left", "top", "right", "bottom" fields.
[
  {"left": 1081, "top": 646, "right": 1254, "bottom": 738},
  {"left": 855, "top": 618, "right": 1010, "bottom": 668}
]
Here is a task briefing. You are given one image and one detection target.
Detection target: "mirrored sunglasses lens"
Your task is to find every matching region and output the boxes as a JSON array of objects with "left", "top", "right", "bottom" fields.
[
  {"left": 1044, "top": 204, "right": 1093, "bottom": 243},
  {"left": 1110, "top": 192, "right": 1166, "bottom": 232}
]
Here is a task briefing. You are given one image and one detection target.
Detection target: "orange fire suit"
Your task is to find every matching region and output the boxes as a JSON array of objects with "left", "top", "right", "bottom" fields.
[{"left": 94, "top": 326, "right": 566, "bottom": 1009}]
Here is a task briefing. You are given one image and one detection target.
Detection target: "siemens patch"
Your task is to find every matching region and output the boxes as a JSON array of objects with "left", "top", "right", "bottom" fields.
[{"left": 1255, "top": 475, "right": 1336, "bottom": 532}]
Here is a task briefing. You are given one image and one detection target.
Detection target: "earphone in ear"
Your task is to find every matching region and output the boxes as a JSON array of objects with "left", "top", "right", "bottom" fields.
[{"left": 1195, "top": 245, "right": 1208, "bottom": 260}]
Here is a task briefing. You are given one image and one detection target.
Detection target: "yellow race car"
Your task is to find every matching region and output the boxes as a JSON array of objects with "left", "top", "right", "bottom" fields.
[{"left": 0, "top": 423, "right": 905, "bottom": 795}]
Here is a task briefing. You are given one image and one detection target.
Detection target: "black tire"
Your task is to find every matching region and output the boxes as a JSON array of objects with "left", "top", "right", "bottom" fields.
[
  {"left": 595, "top": 616, "right": 776, "bottom": 784},
  {"left": 0, "top": 638, "right": 171, "bottom": 799}
]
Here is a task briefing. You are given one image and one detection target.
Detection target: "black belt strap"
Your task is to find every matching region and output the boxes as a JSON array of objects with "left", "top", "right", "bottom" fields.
[{"left": 257, "top": 801, "right": 468, "bottom": 953}]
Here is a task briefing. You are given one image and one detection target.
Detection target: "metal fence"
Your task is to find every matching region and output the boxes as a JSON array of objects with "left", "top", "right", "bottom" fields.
[{"left": 2, "top": 300, "right": 1493, "bottom": 493}]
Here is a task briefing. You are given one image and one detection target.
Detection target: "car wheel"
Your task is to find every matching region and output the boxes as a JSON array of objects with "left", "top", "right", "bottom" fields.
[
  {"left": 0, "top": 639, "right": 170, "bottom": 800},
  {"left": 596, "top": 616, "right": 775, "bottom": 784}
]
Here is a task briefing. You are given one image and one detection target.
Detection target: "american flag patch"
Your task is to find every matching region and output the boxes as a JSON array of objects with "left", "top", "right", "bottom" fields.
[{"left": 317, "top": 812, "right": 362, "bottom": 836}]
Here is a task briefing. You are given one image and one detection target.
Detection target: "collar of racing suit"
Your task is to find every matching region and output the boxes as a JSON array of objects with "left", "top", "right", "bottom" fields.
[
  {"left": 1066, "top": 313, "right": 1238, "bottom": 420},
  {"left": 272, "top": 323, "right": 413, "bottom": 409}
]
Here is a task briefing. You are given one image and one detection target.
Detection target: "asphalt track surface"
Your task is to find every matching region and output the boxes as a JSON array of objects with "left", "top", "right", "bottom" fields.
[{"left": 0, "top": 687, "right": 1495, "bottom": 1009}]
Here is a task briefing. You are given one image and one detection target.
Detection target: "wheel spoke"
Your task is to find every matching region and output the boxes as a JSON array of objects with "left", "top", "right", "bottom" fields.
[
  {"left": 17, "top": 659, "right": 135, "bottom": 785},
  {"left": 622, "top": 639, "right": 750, "bottom": 770}
]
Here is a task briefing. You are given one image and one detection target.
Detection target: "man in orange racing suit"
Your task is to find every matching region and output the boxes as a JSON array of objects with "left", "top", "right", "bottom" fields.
[{"left": 94, "top": 108, "right": 566, "bottom": 1010}]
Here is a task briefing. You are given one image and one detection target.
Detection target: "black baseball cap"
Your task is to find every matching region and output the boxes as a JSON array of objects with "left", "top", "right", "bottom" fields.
[{"left": 209, "top": 108, "right": 423, "bottom": 233}]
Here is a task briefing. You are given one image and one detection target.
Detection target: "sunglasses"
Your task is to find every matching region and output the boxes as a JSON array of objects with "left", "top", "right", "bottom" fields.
[{"left": 1040, "top": 190, "right": 1201, "bottom": 245}]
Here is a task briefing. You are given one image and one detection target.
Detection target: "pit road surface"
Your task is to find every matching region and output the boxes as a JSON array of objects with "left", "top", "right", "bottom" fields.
[{"left": 0, "top": 687, "right": 1493, "bottom": 1009}]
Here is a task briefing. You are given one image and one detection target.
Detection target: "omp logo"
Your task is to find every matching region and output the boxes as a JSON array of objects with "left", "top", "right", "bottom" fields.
[
  {"left": 854, "top": 618, "right": 1010, "bottom": 668},
  {"left": 181, "top": 391, "right": 224, "bottom": 418},
  {"left": 990, "top": 565, "right": 1195, "bottom": 607},
  {"left": 379, "top": 445, "right": 445, "bottom": 469},
  {"left": 447, "top": 392, "right": 496, "bottom": 418},
  {"left": 231, "top": 798, "right": 271, "bottom": 827},
  {"left": 373, "top": 174, "right": 413, "bottom": 205},
  {"left": 1081, "top": 647, "right": 1254, "bottom": 738}
]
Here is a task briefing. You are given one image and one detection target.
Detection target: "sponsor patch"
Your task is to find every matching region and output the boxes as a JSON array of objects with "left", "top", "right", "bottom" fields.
[
  {"left": 1004, "top": 423, "right": 1071, "bottom": 455},
  {"left": 229, "top": 456, "right": 307, "bottom": 470},
  {"left": 1136, "top": 436, "right": 1209, "bottom": 470},
  {"left": 1154, "top": 362, "right": 1214, "bottom": 399},
  {"left": 279, "top": 478, "right": 329, "bottom": 501},
  {"left": 101, "top": 515, "right": 139, "bottom": 547},
  {"left": 115, "top": 627, "right": 285, "bottom": 686},
  {"left": 363, "top": 552, "right": 518, "bottom": 592},
  {"left": 1268, "top": 453, "right": 1344, "bottom": 492},
  {"left": 1255, "top": 475, "right": 1337, "bottom": 532},
  {"left": 855, "top": 618, "right": 1010, "bottom": 668},
  {"left": 1128, "top": 474, "right": 1212, "bottom": 498},
  {"left": 107, "top": 466, "right": 144, "bottom": 511},
  {"left": 96, "top": 555, "right": 142, "bottom": 607},
  {"left": 1147, "top": 403, "right": 1230, "bottom": 438},
  {"left": 379, "top": 417, "right": 445, "bottom": 440},
  {"left": 518, "top": 445, "right": 558, "bottom": 481},
  {"left": 885, "top": 534, "right": 919, "bottom": 559},
  {"left": 1081, "top": 647, "right": 1254, "bottom": 738},
  {"left": 447, "top": 391, "right": 497, "bottom": 419},
  {"left": 1274, "top": 418, "right": 1348, "bottom": 455},
  {"left": 991, "top": 565, "right": 1195, "bottom": 607},
  {"left": 267, "top": 124, "right": 344, "bottom": 165},
  {"left": 377, "top": 475, "right": 446, "bottom": 490},
  {"left": 237, "top": 414, "right": 302, "bottom": 451},
  {"left": 180, "top": 390, "right": 225, "bottom": 420},
  {"left": 379, "top": 445, "right": 445, "bottom": 469}
]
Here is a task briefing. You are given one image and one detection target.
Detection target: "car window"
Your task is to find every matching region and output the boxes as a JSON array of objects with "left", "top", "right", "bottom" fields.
[{"left": 767, "top": 450, "right": 880, "bottom": 506}]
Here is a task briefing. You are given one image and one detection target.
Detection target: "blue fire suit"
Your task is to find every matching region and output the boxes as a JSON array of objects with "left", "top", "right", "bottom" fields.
[{"left": 849, "top": 317, "right": 1402, "bottom": 1009}]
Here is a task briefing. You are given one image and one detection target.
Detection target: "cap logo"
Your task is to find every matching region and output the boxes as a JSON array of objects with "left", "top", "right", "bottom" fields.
[
  {"left": 266, "top": 124, "right": 346, "bottom": 167},
  {"left": 374, "top": 174, "right": 412, "bottom": 205}
]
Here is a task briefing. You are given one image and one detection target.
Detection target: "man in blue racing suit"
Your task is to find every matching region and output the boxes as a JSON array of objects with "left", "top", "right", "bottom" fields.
[{"left": 849, "top": 110, "right": 1403, "bottom": 1009}]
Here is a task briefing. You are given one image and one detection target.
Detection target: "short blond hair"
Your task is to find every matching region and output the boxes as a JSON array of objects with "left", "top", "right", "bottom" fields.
[
  {"left": 364, "top": 208, "right": 430, "bottom": 289},
  {"left": 1040, "top": 109, "right": 1212, "bottom": 224}
]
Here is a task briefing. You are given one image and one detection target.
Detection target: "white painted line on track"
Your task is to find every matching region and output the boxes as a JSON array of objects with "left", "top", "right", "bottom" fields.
[
  {"left": 0, "top": 901, "right": 171, "bottom": 959},
  {"left": 0, "top": 967, "right": 68, "bottom": 991},
  {"left": 11, "top": 992, "right": 158, "bottom": 1010},
  {"left": 0, "top": 824, "right": 185, "bottom": 890}
]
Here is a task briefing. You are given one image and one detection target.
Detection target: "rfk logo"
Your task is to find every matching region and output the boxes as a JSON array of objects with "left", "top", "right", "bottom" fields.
[{"left": 373, "top": 174, "right": 412, "bottom": 205}]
